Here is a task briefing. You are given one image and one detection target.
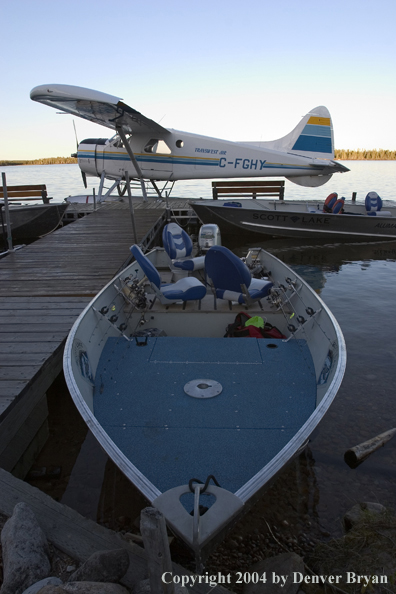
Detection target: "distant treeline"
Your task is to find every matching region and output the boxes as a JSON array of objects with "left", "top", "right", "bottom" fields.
[
  {"left": 1, "top": 151, "right": 395, "bottom": 165},
  {"left": 334, "top": 149, "right": 396, "bottom": 160},
  {"left": 0, "top": 157, "right": 78, "bottom": 166}
]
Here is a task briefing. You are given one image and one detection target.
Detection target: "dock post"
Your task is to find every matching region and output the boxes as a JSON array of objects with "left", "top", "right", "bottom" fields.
[
  {"left": 352, "top": 192, "right": 357, "bottom": 202},
  {"left": 140, "top": 507, "right": 175, "bottom": 594},
  {"left": 1, "top": 173, "right": 13, "bottom": 251},
  {"left": 279, "top": 181, "right": 285, "bottom": 200},
  {"left": 165, "top": 191, "right": 171, "bottom": 222},
  {"left": 125, "top": 171, "right": 138, "bottom": 245}
]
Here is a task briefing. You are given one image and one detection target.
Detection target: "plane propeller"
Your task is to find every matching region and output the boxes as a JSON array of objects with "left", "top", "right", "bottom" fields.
[{"left": 71, "top": 119, "right": 87, "bottom": 188}]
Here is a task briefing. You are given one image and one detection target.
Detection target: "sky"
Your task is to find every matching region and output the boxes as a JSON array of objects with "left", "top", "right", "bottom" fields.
[{"left": 1, "top": 0, "right": 395, "bottom": 160}]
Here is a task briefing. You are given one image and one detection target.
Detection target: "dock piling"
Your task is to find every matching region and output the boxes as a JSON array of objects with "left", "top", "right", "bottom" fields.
[{"left": 140, "top": 507, "right": 175, "bottom": 594}]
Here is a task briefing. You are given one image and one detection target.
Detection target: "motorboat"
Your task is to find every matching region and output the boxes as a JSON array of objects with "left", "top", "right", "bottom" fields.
[
  {"left": 0, "top": 201, "right": 68, "bottom": 242},
  {"left": 63, "top": 223, "right": 346, "bottom": 569},
  {"left": 191, "top": 191, "right": 396, "bottom": 241}
]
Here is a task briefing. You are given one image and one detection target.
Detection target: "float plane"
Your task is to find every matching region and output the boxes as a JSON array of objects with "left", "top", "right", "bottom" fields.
[{"left": 30, "top": 84, "right": 349, "bottom": 200}]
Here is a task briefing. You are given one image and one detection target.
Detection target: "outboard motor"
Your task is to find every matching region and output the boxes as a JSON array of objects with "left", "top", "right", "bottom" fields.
[{"left": 198, "top": 224, "right": 221, "bottom": 252}]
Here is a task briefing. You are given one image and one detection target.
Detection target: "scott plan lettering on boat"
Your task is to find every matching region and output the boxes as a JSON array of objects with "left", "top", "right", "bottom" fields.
[{"left": 30, "top": 84, "right": 349, "bottom": 197}]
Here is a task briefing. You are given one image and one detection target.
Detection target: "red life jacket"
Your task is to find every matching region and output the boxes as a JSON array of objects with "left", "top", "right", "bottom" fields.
[
  {"left": 323, "top": 192, "right": 338, "bottom": 213},
  {"left": 224, "top": 311, "right": 286, "bottom": 339}
]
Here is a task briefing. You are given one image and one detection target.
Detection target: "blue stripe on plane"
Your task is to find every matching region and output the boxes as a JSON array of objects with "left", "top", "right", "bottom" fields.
[
  {"left": 78, "top": 152, "right": 220, "bottom": 167},
  {"left": 301, "top": 124, "right": 332, "bottom": 137},
  {"left": 77, "top": 152, "right": 319, "bottom": 171},
  {"left": 292, "top": 136, "right": 333, "bottom": 153}
]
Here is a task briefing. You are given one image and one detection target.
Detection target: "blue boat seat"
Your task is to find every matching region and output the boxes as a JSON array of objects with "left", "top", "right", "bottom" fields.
[
  {"left": 162, "top": 222, "right": 205, "bottom": 271},
  {"left": 365, "top": 192, "right": 392, "bottom": 216},
  {"left": 223, "top": 201, "right": 242, "bottom": 207},
  {"left": 130, "top": 245, "right": 207, "bottom": 304},
  {"left": 205, "top": 245, "right": 273, "bottom": 306}
]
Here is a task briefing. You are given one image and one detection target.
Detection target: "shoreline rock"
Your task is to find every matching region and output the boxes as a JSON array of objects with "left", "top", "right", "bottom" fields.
[
  {"left": 67, "top": 549, "right": 129, "bottom": 584},
  {"left": 343, "top": 501, "right": 386, "bottom": 531},
  {"left": 0, "top": 506, "right": 133, "bottom": 594},
  {"left": 1, "top": 502, "right": 51, "bottom": 594}
]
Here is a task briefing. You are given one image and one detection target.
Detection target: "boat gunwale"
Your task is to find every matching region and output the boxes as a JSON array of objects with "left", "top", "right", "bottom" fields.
[
  {"left": 63, "top": 268, "right": 163, "bottom": 502},
  {"left": 235, "top": 255, "right": 346, "bottom": 501}
]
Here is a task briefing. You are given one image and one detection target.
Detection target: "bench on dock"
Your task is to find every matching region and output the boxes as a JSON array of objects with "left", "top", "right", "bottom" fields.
[
  {"left": 212, "top": 180, "right": 285, "bottom": 200},
  {"left": 0, "top": 184, "right": 52, "bottom": 204}
]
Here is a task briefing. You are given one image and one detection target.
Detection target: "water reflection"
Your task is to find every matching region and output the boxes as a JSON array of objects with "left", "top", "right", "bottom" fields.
[{"left": 60, "top": 431, "right": 107, "bottom": 520}]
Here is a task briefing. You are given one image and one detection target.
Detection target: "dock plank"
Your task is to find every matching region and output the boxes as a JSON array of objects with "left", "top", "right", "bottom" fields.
[
  {"left": 0, "top": 366, "right": 44, "bottom": 380},
  {"left": 0, "top": 332, "right": 68, "bottom": 343}
]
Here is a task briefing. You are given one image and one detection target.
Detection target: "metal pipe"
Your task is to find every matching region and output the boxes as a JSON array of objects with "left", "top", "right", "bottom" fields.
[
  {"left": 103, "top": 179, "right": 121, "bottom": 199},
  {"left": 98, "top": 171, "right": 106, "bottom": 202},
  {"left": 116, "top": 126, "right": 148, "bottom": 202},
  {"left": 1, "top": 173, "right": 13, "bottom": 251},
  {"left": 165, "top": 191, "right": 171, "bottom": 222},
  {"left": 125, "top": 171, "right": 138, "bottom": 245},
  {"left": 0, "top": 203, "right": 7, "bottom": 252}
]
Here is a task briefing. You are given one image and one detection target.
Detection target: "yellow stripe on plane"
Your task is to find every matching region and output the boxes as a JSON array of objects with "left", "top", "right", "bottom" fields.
[{"left": 307, "top": 116, "right": 331, "bottom": 126}]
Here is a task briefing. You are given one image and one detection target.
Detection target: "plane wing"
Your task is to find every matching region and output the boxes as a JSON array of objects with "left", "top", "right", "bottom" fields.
[{"left": 30, "top": 84, "right": 170, "bottom": 137}]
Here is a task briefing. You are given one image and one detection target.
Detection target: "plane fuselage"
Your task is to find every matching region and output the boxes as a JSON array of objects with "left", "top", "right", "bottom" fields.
[{"left": 78, "top": 129, "right": 335, "bottom": 182}]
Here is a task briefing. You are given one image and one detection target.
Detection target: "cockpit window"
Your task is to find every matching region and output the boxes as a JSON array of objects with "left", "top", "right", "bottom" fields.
[
  {"left": 109, "top": 133, "right": 132, "bottom": 148},
  {"left": 144, "top": 139, "right": 158, "bottom": 153},
  {"left": 144, "top": 139, "right": 172, "bottom": 154}
]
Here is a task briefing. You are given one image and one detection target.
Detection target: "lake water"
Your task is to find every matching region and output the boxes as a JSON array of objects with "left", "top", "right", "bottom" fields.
[
  {"left": 6, "top": 162, "right": 396, "bottom": 562},
  {"left": 1, "top": 160, "right": 395, "bottom": 203}
]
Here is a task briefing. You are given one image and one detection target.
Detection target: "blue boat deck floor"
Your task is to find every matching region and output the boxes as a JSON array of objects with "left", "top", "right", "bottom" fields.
[{"left": 93, "top": 336, "right": 317, "bottom": 495}]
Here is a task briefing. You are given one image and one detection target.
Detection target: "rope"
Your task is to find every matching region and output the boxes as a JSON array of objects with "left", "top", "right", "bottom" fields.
[{"left": 188, "top": 474, "right": 221, "bottom": 493}]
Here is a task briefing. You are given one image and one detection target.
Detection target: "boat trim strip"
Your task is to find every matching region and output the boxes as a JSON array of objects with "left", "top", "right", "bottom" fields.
[{"left": 241, "top": 220, "right": 396, "bottom": 239}]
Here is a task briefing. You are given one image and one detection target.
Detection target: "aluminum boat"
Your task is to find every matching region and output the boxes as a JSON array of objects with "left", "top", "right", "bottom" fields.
[{"left": 63, "top": 224, "right": 346, "bottom": 569}]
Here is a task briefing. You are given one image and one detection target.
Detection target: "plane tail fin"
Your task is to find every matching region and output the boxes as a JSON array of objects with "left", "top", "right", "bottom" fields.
[{"left": 263, "top": 106, "right": 335, "bottom": 160}]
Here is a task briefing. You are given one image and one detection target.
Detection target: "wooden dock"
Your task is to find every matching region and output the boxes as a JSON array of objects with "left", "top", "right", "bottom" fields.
[{"left": 0, "top": 200, "right": 179, "bottom": 477}]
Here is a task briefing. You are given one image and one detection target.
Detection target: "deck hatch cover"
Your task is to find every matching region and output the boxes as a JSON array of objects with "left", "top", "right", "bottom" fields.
[{"left": 184, "top": 379, "right": 223, "bottom": 399}]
